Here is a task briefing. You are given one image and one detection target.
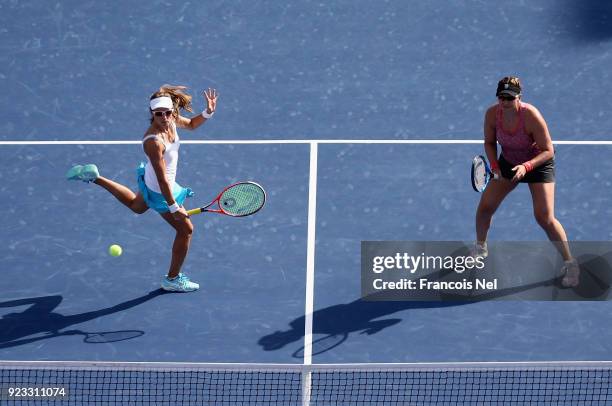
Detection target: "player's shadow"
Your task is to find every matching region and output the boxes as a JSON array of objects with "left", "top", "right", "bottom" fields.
[
  {"left": 258, "top": 295, "right": 472, "bottom": 358},
  {"left": 259, "top": 249, "right": 612, "bottom": 357},
  {"left": 0, "top": 289, "right": 167, "bottom": 349}
]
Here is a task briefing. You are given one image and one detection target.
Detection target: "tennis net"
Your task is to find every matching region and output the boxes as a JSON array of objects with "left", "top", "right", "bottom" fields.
[{"left": 1, "top": 361, "right": 611, "bottom": 405}]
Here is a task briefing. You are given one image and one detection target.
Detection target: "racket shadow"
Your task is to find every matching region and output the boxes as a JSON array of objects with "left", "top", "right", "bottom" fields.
[
  {"left": 61, "top": 329, "right": 145, "bottom": 344},
  {"left": 0, "top": 289, "right": 167, "bottom": 349},
  {"left": 292, "top": 333, "right": 349, "bottom": 358}
]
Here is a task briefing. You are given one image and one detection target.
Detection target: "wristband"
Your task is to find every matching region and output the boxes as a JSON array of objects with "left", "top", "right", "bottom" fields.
[
  {"left": 168, "top": 202, "right": 180, "bottom": 213},
  {"left": 201, "top": 109, "right": 214, "bottom": 119},
  {"left": 490, "top": 160, "right": 499, "bottom": 172},
  {"left": 523, "top": 161, "right": 533, "bottom": 172}
]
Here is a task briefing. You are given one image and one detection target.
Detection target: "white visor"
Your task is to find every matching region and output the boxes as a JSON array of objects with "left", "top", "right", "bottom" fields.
[{"left": 150, "top": 96, "right": 173, "bottom": 110}]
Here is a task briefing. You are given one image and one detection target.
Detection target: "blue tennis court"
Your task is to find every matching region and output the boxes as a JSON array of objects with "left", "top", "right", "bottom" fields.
[{"left": 2, "top": 1, "right": 612, "bottom": 404}]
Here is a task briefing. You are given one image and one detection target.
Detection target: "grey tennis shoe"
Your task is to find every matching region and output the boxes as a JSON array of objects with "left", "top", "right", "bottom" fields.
[{"left": 561, "top": 258, "right": 580, "bottom": 288}]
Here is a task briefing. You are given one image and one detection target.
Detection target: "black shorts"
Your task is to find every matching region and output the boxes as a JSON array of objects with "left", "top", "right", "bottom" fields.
[{"left": 499, "top": 154, "right": 555, "bottom": 183}]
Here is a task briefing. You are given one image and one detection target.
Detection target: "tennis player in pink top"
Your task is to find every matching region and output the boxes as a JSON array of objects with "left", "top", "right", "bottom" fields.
[{"left": 474, "top": 76, "right": 579, "bottom": 287}]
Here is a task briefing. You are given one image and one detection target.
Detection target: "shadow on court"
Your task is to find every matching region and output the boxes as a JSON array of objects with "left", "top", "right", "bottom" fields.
[
  {"left": 559, "top": 0, "right": 612, "bottom": 41},
  {"left": 258, "top": 297, "right": 461, "bottom": 358},
  {"left": 0, "top": 289, "right": 167, "bottom": 349},
  {"left": 259, "top": 253, "right": 611, "bottom": 358}
]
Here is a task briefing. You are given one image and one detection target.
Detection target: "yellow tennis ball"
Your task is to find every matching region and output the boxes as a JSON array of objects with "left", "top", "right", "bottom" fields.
[{"left": 108, "top": 244, "right": 122, "bottom": 257}]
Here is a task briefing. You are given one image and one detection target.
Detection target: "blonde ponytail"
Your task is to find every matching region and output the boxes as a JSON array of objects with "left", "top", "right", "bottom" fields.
[{"left": 149, "top": 84, "right": 194, "bottom": 117}]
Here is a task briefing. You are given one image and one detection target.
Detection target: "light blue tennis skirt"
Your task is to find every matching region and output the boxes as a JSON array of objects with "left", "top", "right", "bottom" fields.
[{"left": 136, "top": 163, "right": 194, "bottom": 213}]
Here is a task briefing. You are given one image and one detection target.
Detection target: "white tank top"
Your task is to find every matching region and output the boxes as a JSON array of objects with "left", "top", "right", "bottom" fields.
[{"left": 142, "top": 124, "right": 179, "bottom": 194}]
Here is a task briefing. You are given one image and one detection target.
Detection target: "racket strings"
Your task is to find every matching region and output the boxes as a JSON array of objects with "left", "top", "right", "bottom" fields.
[
  {"left": 474, "top": 163, "right": 487, "bottom": 189},
  {"left": 220, "top": 183, "right": 265, "bottom": 216},
  {"left": 471, "top": 156, "right": 490, "bottom": 193}
]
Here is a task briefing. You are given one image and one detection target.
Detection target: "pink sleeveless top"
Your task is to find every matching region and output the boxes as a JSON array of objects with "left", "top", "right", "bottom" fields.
[{"left": 496, "top": 102, "right": 541, "bottom": 165}]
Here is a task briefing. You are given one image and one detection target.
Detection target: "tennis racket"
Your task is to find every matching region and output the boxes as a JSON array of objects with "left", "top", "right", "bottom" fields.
[
  {"left": 471, "top": 155, "right": 498, "bottom": 193},
  {"left": 187, "top": 181, "right": 266, "bottom": 217}
]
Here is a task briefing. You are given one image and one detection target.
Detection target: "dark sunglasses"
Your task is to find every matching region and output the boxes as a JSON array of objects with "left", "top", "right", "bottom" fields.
[
  {"left": 153, "top": 110, "right": 173, "bottom": 117},
  {"left": 498, "top": 95, "right": 517, "bottom": 101}
]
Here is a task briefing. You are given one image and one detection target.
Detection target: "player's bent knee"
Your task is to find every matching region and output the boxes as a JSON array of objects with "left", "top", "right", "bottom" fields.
[
  {"left": 178, "top": 220, "right": 194, "bottom": 236},
  {"left": 128, "top": 200, "right": 148, "bottom": 214},
  {"left": 534, "top": 212, "right": 554, "bottom": 228},
  {"left": 131, "top": 206, "right": 148, "bottom": 214}
]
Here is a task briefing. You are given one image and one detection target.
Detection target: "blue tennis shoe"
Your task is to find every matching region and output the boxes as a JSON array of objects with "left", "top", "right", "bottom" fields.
[
  {"left": 161, "top": 273, "right": 200, "bottom": 292},
  {"left": 66, "top": 164, "right": 99, "bottom": 183}
]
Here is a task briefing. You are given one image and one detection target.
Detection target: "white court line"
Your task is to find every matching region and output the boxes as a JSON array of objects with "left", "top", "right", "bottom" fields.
[
  {"left": 1, "top": 139, "right": 612, "bottom": 145},
  {"left": 2, "top": 360, "right": 612, "bottom": 368},
  {"left": 301, "top": 142, "right": 318, "bottom": 406},
  {"left": 303, "top": 142, "right": 317, "bottom": 366}
]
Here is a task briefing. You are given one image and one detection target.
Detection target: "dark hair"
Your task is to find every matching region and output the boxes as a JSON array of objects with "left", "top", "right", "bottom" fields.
[
  {"left": 149, "top": 84, "right": 193, "bottom": 123},
  {"left": 496, "top": 76, "right": 522, "bottom": 97}
]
